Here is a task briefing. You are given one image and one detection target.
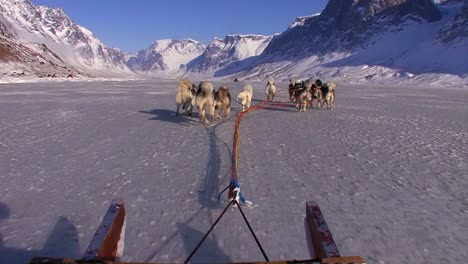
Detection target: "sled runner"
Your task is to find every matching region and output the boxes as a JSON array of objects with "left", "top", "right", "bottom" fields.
[{"left": 29, "top": 199, "right": 365, "bottom": 264}]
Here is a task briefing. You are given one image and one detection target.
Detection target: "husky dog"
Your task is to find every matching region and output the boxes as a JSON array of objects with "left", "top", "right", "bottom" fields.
[
  {"left": 327, "top": 81, "right": 337, "bottom": 107},
  {"left": 214, "top": 86, "right": 231, "bottom": 119},
  {"left": 195, "top": 81, "right": 215, "bottom": 122},
  {"left": 176, "top": 78, "right": 196, "bottom": 116},
  {"left": 265, "top": 78, "right": 276, "bottom": 101},
  {"left": 288, "top": 78, "right": 298, "bottom": 102},
  {"left": 310, "top": 84, "right": 322, "bottom": 108},
  {"left": 315, "top": 79, "right": 336, "bottom": 109},
  {"left": 292, "top": 81, "right": 307, "bottom": 110},
  {"left": 237, "top": 84, "right": 253, "bottom": 111},
  {"left": 297, "top": 79, "right": 314, "bottom": 112}
]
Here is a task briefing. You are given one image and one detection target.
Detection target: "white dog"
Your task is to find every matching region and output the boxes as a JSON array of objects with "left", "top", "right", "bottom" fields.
[
  {"left": 175, "top": 78, "right": 196, "bottom": 116},
  {"left": 237, "top": 84, "right": 253, "bottom": 111},
  {"left": 265, "top": 78, "right": 276, "bottom": 101},
  {"left": 195, "top": 81, "right": 215, "bottom": 122},
  {"left": 324, "top": 81, "right": 336, "bottom": 109}
]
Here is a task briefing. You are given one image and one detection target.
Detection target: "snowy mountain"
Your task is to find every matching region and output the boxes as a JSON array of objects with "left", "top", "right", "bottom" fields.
[
  {"left": 437, "top": 0, "right": 468, "bottom": 43},
  {"left": 185, "top": 34, "right": 273, "bottom": 76},
  {"left": 126, "top": 39, "right": 206, "bottom": 77},
  {"left": 259, "top": 0, "right": 440, "bottom": 58},
  {"left": 1, "top": 17, "right": 85, "bottom": 78},
  {"left": 1, "top": 0, "right": 466, "bottom": 85},
  {"left": 0, "top": 35, "right": 86, "bottom": 78},
  {"left": 288, "top": 14, "right": 320, "bottom": 30},
  {"left": 218, "top": 0, "right": 467, "bottom": 87},
  {"left": 0, "top": 0, "right": 132, "bottom": 78}
]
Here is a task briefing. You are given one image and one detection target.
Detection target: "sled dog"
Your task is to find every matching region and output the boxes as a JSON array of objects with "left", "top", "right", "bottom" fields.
[
  {"left": 176, "top": 78, "right": 196, "bottom": 116},
  {"left": 237, "top": 84, "right": 253, "bottom": 111},
  {"left": 195, "top": 81, "right": 215, "bottom": 122},
  {"left": 214, "top": 86, "right": 231, "bottom": 119},
  {"left": 265, "top": 78, "right": 276, "bottom": 101}
]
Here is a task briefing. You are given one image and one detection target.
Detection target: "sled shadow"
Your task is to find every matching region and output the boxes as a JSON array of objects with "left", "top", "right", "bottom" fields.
[
  {"left": 40, "top": 216, "right": 81, "bottom": 259},
  {"left": 0, "top": 203, "right": 80, "bottom": 264},
  {"left": 178, "top": 223, "right": 231, "bottom": 263}
]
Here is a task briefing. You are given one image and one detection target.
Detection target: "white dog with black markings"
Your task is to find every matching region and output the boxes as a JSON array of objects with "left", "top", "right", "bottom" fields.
[{"left": 237, "top": 84, "right": 253, "bottom": 111}]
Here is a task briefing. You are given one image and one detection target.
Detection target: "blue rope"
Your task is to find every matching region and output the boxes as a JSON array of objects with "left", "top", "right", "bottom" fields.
[
  {"left": 217, "top": 184, "right": 230, "bottom": 201},
  {"left": 217, "top": 179, "right": 248, "bottom": 204}
]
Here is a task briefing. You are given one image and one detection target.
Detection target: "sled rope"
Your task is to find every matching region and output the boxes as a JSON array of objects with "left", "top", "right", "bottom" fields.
[
  {"left": 193, "top": 95, "right": 291, "bottom": 262},
  {"left": 184, "top": 197, "right": 270, "bottom": 263},
  {"left": 184, "top": 199, "right": 234, "bottom": 263},
  {"left": 226, "top": 99, "right": 292, "bottom": 202},
  {"left": 235, "top": 199, "right": 269, "bottom": 261}
]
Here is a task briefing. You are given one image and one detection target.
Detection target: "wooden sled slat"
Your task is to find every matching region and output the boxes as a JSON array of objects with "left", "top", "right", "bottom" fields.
[
  {"left": 82, "top": 199, "right": 126, "bottom": 261},
  {"left": 306, "top": 201, "right": 340, "bottom": 259},
  {"left": 30, "top": 200, "right": 365, "bottom": 264},
  {"left": 30, "top": 257, "right": 364, "bottom": 264}
]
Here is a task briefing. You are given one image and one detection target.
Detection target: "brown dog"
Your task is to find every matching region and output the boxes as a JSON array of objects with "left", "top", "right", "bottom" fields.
[{"left": 214, "top": 86, "right": 231, "bottom": 119}]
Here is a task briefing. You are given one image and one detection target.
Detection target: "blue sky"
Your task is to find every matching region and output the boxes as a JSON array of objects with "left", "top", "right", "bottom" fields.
[{"left": 32, "top": 0, "right": 328, "bottom": 52}]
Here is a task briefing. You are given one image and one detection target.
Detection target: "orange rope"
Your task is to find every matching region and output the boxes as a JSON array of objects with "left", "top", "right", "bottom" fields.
[{"left": 228, "top": 98, "right": 293, "bottom": 199}]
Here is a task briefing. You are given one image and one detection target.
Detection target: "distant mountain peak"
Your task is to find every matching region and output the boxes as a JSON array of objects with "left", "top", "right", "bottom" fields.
[
  {"left": 126, "top": 39, "right": 206, "bottom": 74},
  {"left": 289, "top": 13, "right": 321, "bottom": 29},
  {"left": 185, "top": 34, "right": 273, "bottom": 73},
  {"left": 0, "top": 0, "right": 132, "bottom": 77}
]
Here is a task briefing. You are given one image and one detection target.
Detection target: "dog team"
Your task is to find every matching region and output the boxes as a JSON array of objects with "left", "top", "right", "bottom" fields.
[
  {"left": 288, "top": 78, "right": 336, "bottom": 111},
  {"left": 175, "top": 78, "right": 253, "bottom": 123},
  {"left": 175, "top": 77, "right": 336, "bottom": 122}
]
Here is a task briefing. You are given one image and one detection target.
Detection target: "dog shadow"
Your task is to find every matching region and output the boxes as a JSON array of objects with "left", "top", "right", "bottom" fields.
[
  {"left": 139, "top": 108, "right": 201, "bottom": 126},
  {"left": 197, "top": 126, "right": 222, "bottom": 209},
  {"left": 0, "top": 202, "right": 80, "bottom": 264},
  {"left": 177, "top": 223, "right": 231, "bottom": 263},
  {"left": 251, "top": 98, "right": 264, "bottom": 103},
  {"left": 197, "top": 114, "right": 237, "bottom": 209}
]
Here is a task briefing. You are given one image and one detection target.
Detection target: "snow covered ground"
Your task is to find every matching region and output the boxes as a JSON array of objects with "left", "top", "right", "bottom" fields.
[{"left": 0, "top": 80, "right": 467, "bottom": 264}]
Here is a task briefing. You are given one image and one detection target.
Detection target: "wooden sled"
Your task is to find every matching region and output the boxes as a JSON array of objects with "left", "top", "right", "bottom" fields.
[{"left": 29, "top": 200, "right": 364, "bottom": 264}]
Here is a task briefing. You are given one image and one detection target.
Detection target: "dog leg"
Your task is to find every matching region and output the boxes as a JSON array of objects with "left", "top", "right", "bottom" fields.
[
  {"left": 187, "top": 103, "right": 192, "bottom": 116},
  {"left": 209, "top": 104, "right": 215, "bottom": 122},
  {"left": 225, "top": 106, "right": 230, "bottom": 118},
  {"left": 199, "top": 106, "right": 205, "bottom": 122},
  {"left": 176, "top": 103, "right": 180, "bottom": 116}
]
